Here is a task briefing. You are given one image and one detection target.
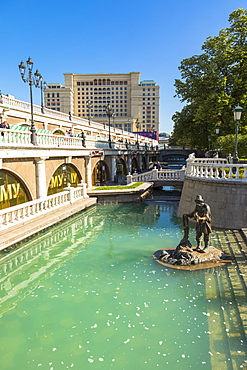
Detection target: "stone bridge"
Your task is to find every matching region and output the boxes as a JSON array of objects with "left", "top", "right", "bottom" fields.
[{"left": 127, "top": 168, "right": 185, "bottom": 187}]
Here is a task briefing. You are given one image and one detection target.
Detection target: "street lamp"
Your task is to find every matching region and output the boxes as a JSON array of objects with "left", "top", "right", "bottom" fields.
[
  {"left": 18, "top": 57, "right": 43, "bottom": 145},
  {"left": 233, "top": 105, "right": 244, "bottom": 163},
  {"left": 215, "top": 125, "right": 220, "bottom": 135},
  {"left": 34, "top": 69, "right": 47, "bottom": 113},
  {"left": 105, "top": 103, "right": 114, "bottom": 148},
  {"left": 86, "top": 100, "right": 93, "bottom": 126},
  {"left": 135, "top": 119, "right": 140, "bottom": 148}
]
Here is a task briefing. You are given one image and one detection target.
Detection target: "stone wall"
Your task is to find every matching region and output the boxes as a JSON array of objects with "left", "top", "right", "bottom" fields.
[{"left": 178, "top": 176, "right": 247, "bottom": 229}]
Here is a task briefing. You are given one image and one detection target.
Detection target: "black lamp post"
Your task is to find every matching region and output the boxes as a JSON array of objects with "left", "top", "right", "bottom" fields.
[
  {"left": 233, "top": 105, "right": 244, "bottom": 163},
  {"left": 135, "top": 119, "right": 140, "bottom": 148},
  {"left": 18, "top": 57, "right": 43, "bottom": 145},
  {"left": 105, "top": 103, "right": 114, "bottom": 148},
  {"left": 86, "top": 100, "right": 93, "bottom": 125},
  {"left": 34, "top": 69, "right": 47, "bottom": 114}
]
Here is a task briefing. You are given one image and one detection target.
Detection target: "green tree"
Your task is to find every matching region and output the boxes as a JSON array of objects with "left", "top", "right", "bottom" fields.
[{"left": 172, "top": 8, "right": 247, "bottom": 151}]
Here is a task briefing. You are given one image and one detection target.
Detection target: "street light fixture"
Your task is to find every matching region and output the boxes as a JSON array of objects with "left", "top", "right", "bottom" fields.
[
  {"left": 135, "top": 119, "right": 140, "bottom": 148},
  {"left": 86, "top": 100, "right": 93, "bottom": 126},
  {"left": 233, "top": 105, "right": 244, "bottom": 163},
  {"left": 215, "top": 125, "right": 220, "bottom": 135},
  {"left": 18, "top": 57, "right": 43, "bottom": 145},
  {"left": 105, "top": 103, "right": 114, "bottom": 148},
  {"left": 34, "top": 69, "right": 47, "bottom": 113}
]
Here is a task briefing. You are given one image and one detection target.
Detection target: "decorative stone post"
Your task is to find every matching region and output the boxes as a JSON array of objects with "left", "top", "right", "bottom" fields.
[
  {"left": 35, "top": 157, "right": 48, "bottom": 199},
  {"left": 64, "top": 183, "right": 75, "bottom": 203},
  {"left": 77, "top": 181, "right": 88, "bottom": 198},
  {"left": 127, "top": 174, "right": 133, "bottom": 184},
  {"left": 152, "top": 168, "right": 158, "bottom": 180}
]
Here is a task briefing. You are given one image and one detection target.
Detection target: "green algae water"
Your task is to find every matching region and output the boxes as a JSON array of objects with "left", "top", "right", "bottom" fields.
[{"left": 0, "top": 202, "right": 246, "bottom": 369}]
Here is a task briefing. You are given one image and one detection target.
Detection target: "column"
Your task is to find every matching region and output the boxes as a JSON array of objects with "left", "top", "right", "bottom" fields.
[
  {"left": 145, "top": 153, "right": 150, "bottom": 170},
  {"left": 127, "top": 154, "right": 132, "bottom": 174},
  {"left": 85, "top": 156, "right": 92, "bottom": 189},
  {"left": 35, "top": 157, "right": 48, "bottom": 199},
  {"left": 138, "top": 153, "right": 143, "bottom": 171},
  {"left": 111, "top": 156, "right": 116, "bottom": 182}
]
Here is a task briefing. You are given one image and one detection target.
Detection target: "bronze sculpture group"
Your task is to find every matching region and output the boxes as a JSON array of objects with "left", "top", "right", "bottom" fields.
[
  {"left": 181, "top": 195, "right": 212, "bottom": 252},
  {"left": 154, "top": 195, "right": 231, "bottom": 268}
]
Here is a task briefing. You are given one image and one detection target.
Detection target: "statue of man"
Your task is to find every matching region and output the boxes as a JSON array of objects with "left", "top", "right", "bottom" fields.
[{"left": 182, "top": 195, "right": 212, "bottom": 252}]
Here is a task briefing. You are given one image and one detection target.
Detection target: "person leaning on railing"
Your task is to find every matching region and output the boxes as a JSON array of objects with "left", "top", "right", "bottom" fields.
[{"left": 0, "top": 120, "right": 10, "bottom": 136}]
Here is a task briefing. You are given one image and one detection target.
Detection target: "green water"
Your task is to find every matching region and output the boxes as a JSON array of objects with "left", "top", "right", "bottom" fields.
[{"left": 0, "top": 202, "right": 246, "bottom": 369}]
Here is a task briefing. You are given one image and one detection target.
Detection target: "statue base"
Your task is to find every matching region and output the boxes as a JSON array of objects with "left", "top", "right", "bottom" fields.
[{"left": 153, "top": 240, "right": 232, "bottom": 270}]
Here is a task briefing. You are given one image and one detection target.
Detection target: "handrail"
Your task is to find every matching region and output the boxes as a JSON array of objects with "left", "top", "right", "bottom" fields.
[
  {"left": 127, "top": 168, "right": 185, "bottom": 184},
  {"left": 1, "top": 94, "right": 158, "bottom": 146},
  {"left": 0, "top": 127, "right": 157, "bottom": 151},
  {"left": 186, "top": 159, "right": 247, "bottom": 181},
  {"left": 0, "top": 184, "right": 87, "bottom": 231}
]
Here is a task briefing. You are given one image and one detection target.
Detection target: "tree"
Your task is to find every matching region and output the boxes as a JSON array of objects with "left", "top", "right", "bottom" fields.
[{"left": 172, "top": 8, "right": 247, "bottom": 152}]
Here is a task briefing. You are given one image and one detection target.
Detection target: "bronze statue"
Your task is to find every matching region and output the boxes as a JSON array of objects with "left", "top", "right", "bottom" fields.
[{"left": 182, "top": 195, "right": 212, "bottom": 252}]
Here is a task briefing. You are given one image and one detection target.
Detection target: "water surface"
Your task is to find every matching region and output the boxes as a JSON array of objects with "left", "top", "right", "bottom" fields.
[{"left": 0, "top": 202, "right": 246, "bottom": 369}]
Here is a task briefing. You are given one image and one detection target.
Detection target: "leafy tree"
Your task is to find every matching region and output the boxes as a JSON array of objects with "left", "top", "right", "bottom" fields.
[
  {"left": 172, "top": 8, "right": 247, "bottom": 153},
  {"left": 217, "top": 134, "right": 247, "bottom": 158}
]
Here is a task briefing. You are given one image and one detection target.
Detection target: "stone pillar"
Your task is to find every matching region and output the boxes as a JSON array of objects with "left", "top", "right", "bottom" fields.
[
  {"left": 145, "top": 153, "right": 150, "bottom": 170},
  {"left": 35, "top": 157, "right": 48, "bottom": 199},
  {"left": 138, "top": 154, "right": 143, "bottom": 171},
  {"left": 127, "top": 154, "right": 132, "bottom": 174},
  {"left": 77, "top": 181, "right": 88, "bottom": 198},
  {"left": 127, "top": 174, "right": 133, "bottom": 184},
  {"left": 85, "top": 157, "right": 92, "bottom": 189},
  {"left": 111, "top": 155, "right": 117, "bottom": 182},
  {"left": 64, "top": 183, "right": 75, "bottom": 203}
]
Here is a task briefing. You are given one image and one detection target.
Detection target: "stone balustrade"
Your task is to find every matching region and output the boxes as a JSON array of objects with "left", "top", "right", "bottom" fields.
[
  {"left": 127, "top": 168, "right": 185, "bottom": 184},
  {"left": 186, "top": 159, "right": 247, "bottom": 181},
  {"left": 0, "top": 183, "right": 87, "bottom": 231},
  {"left": 0, "top": 127, "right": 154, "bottom": 152},
  {"left": 0, "top": 94, "right": 158, "bottom": 148}
]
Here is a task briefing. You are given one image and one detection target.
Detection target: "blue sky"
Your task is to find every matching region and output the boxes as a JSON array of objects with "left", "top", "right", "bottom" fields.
[{"left": 0, "top": 0, "right": 246, "bottom": 134}]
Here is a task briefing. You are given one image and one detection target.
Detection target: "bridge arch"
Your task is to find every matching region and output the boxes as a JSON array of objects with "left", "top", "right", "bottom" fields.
[
  {"left": 47, "top": 163, "right": 82, "bottom": 195},
  {"left": 0, "top": 169, "right": 32, "bottom": 210},
  {"left": 116, "top": 157, "right": 127, "bottom": 177},
  {"left": 92, "top": 160, "right": 110, "bottom": 186}
]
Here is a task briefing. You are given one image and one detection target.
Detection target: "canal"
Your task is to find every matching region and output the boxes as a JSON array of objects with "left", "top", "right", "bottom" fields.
[{"left": 0, "top": 202, "right": 246, "bottom": 369}]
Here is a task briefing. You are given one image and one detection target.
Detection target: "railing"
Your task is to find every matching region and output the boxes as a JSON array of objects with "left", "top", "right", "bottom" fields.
[
  {"left": 186, "top": 159, "right": 247, "bottom": 181},
  {"left": 1, "top": 94, "right": 158, "bottom": 148},
  {"left": 0, "top": 183, "right": 87, "bottom": 231},
  {"left": 127, "top": 168, "right": 185, "bottom": 184},
  {"left": 0, "top": 127, "right": 157, "bottom": 152}
]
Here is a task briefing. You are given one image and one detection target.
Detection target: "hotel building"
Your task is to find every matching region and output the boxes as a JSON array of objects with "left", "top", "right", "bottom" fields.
[{"left": 44, "top": 72, "right": 160, "bottom": 133}]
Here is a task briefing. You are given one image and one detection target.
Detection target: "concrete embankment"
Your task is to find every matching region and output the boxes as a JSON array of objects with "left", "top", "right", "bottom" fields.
[
  {"left": 87, "top": 182, "right": 153, "bottom": 203},
  {"left": 178, "top": 176, "right": 247, "bottom": 229}
]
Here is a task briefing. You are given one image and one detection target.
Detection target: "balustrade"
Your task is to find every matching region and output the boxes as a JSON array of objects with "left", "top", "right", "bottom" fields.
[
  {"left": 186, "top": 159, "right": 247, "bottom": 181},
  {"left": 0, "top": 185, "right": 87, "bottom": 231},
  {"left": 127, "top": 168, "right": 185, "bottom": 184}
]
